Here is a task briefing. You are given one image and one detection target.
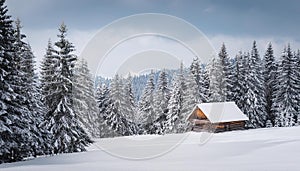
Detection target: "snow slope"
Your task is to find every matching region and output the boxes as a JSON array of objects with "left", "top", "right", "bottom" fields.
[{"left": 1, "top": 126, "right": 300, "bottom": 171}]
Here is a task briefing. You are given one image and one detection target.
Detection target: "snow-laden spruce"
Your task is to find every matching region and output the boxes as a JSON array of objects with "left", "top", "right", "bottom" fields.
[
  {"left": 208, "top": 44, "right": 235, "bottom": 102},
  {"left": 152, "top": 70, "right": 170, "bottom": 134},
  {"left": 164, "top": 63, "right": 188, "bottom": 133},
  {"left": 0, "top": 1, "right": 50, "bottom": 162},
  {"left": 263, "top": 43, "right": 277, "bottom": 126},
  {"left": 41, "top": 23, "right": 91, "bottom": 154},
  {"left": 73, "top": 58, "right": 98, "bottom": 137},
  {"left": 138, "top": 72, "right": 156, "bottom": 134},
  {"left": 96, "top": 84, "right": 116, "bottom": 138},
  {"left": 273, "top": 45, "right": 299, "bottom": 127},
  {"left": 242, "top": 41, "right": 267, "bottom": 128},
  {"left": 98, "top": 74, "right": 137, "bottom": 136}
]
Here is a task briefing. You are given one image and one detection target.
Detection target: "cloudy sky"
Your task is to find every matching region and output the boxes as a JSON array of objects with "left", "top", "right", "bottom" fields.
[{"left": 6, "top": 0, "right": 300, "bottom": 77}]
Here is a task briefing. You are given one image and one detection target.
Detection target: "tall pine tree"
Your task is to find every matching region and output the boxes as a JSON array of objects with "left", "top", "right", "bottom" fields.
[
  {"left": 42, "top": 23, "right": 91, "bottom": 154},
  {"left": 165, "top": 63, "right": 188, "bottom": 133},
  {"left": 14, "top": 19, "right": 51, "bottom": 156},
  {"left": 244, "top": 41, "right": 266, "bottom": 128},
  {"left": 0, "top": 0, "right": 41, "bottom": 162},
  {"left": 138, "top": 72, "right": 156, "bottom": 133},
  {"left": 273, "top": 45, "right": 298, "bottom": 127},
  {"left": 263, "top": 43, "right": 277, "bottom": 126},
  {"left": 73, "top": 58, "right": 98, "bottom": 137}
]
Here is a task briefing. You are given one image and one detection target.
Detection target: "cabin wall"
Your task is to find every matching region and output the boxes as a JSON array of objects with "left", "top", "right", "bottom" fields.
[{"left": 192, "top": 121, "right": 246, "bottom": 133}]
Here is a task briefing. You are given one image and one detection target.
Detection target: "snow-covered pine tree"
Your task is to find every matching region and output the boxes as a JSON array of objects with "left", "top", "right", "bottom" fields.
[
  {"left": 177, "top": 71, "right": 200, "bottom": 133},
  {"left": 273, "top": 45, "right": 298, "bottom": 127},
  {"left": 199, "top": 65, "right": 210, "bottom": 102},
  {"left": 232, "top": 52, "right": 248, "bottom": 112},
  {"left": 296, "top": 50, "right": 300, "bottom": 124},
  {"left": 102, "top": 74, "right": 137, "bottom": 136},
  {"left": 13, "top": 19, "right": 51, "bottom": 156},
  {"left": 152, "top": 70, "right": 170, "bottom": 134},
  {"left": 218, "top": 44, "right": 235, "bottom": 101},
  {"left": 164, "top": 63, "right": 187, "bottom": 133},
  {"left": 121, "top": 74, "right": 137, "bottom": 123},
  {"left": 109, "top": 74, "right": 122, "bottom": 112},
  {"left": 43, "top": 23, "right": 91, "bottom": 154},
  {"left": 138, "top": 71, "right": 156, "bottom": 134},
  {"left": 190, "top": 57, "right": 201, "bottom": 85},
  {"left": 244, "top": 41, "right": 267, "bottom": 128},
  {"left": 263, "top": 43, "right": 277, "bottom": 126},
  {"left": 209, "top": 44, "right": 236, "bottom": 102},
  {"left": 0, "top": 0, "right": 39, "bottom": 162},
  {"left": 190, "top": 58, "right": 209, "bottom": 103},
  {"left": 73, "top": 58, "right": 98, "bottom": 137},
  {"left": 40, "top": 39, "right": 56, "bottom": 111},
  {"left": 208, "top": 57, "right": 224, "bottom": 102},
  {"left": 95, "top": 84, "right": 115, "bottom": 138}
]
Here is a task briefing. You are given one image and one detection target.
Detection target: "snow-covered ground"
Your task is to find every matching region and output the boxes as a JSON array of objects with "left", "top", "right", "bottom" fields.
[{"left": 1, "top": 126, "right": 300, "bottom": 171}]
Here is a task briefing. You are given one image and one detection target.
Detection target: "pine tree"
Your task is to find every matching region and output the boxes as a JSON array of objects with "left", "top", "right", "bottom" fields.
[
  {"left": 13, "top": 19, "right": 51, "bottom": 156},
  {"left": 109, "top": 74, "right": 122, "bottom": 113},
  {"left": 244, "top": 41, "right": 266, "bottom": 128},
  {"left": 121, "top": 74, "right": 137, "bottom": 123},
  {"left": 263, "top": 43, "right": 277, "bottom": 126},
  {"left": 190, "top": 57, "right": 201, "bottom": 85},
  {"left": 95, "top": 84, "right": 115, "bottom": 138},
  {"left": 0, "top": 0, "right": 38, "bottom": 162},
  {"left": 138, "top": 72, "right": 156, "bottom": 133},
  {"left": 43, "top": 23, "right": 91, "bottom": 154},
  {"left": 296, "top": 50, "right": 300, "bottom": 124},
  {"left": 152, "top": 70, "right": 170, "bottom": 134},
  {"left": 274, "top": 45, "right": 298, "bottom": 127},
  {"left": 199, "top": 65, "right": 210, "bottom": 102},
  {"left": 190, "top": 59, "right": 209, "bottom": 103},
  {"left": 101, "top": 74, "right": 137, "bottom": 136},
  {"left": 208, "top": 57, "right": 224, "bottom": 102},
  {"left": 209, "top": 44, "right": 235, "bottom": 102},
  {"left": 218, "top": 44, "right": 235, "bottom": 101},
  {"left": 233, "top": 52, "right": 248, "bottom": 111},
  {"left": 164, "top": 63, "right": 187, "bottom": 133},
  {"left": 177, "top": 71, "right": 199, "bottom": 133},
  {"left": 40, "top": 39, "right": 56, "bottom": 111},
  {"left": 73, "top": 58, "right": 98, "bottom": 137}
]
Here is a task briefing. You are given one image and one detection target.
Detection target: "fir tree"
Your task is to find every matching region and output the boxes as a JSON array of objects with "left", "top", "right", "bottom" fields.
[
  {"left": 40, "top": 39, "right": 56, "bottom": 111},
  {"left": 101, "top": 74, "right": 137, "bottom": 136},
  {"left": 218, "top": 44, "right": 235, "bottom": 101},
  {"left": 164, "top": 63, "right": 187, "bottom": 133},
  {"left": 191, "top": 59, "right": 209, "bottom": 103},
  {"left": 244, "top": 41, "right": 266, "bottom": 128},
  {"left": 14, "top": 19, "right": 51, "bottom": 156},
  {"left": 233, "top": 52, "right": 248, "bottom": 112},
  {"left": 274, "top": 45, "right": 298, "bottom": 127},
  {"left": 43, "top": 23, "right": 91, "bottom": 154},
  {"left": 121, "top": 74, "right": 137, "bottom": 123},
  {"left": 0, "top": 0, "right": 37, "bottom": 162},
  {"left": 296, "top": 50, "right": 300, "bottom": 124},
  {"left": 199, "top": 65, "right": 210, "bottom": 102},
  {"left": 209, "top": 57, "right": 224, "bottom": 102},
  {"left": 138, "top": 72, "right": 156, "bottom": 133},
  {"left": 190, "top": 57, "right": 201, "bottom": 85},
  {"left": 152, "top": 70, "right": 170, "bottom": 134},
  {"left": 96, "top": 84, "right": 115, "bottom": 138},
  {"left": 263, "top": 43, "right": 277, "bottom": 126},
  {"left": 73, "top": 58, "right": 98, "bottom": 137}
]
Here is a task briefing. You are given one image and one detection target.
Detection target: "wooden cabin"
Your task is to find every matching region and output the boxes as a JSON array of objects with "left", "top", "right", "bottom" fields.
[{"left": 187, "top": 102, "right": 249, "bottom": 133}]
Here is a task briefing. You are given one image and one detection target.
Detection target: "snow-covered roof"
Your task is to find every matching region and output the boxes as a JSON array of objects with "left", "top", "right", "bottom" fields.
[{"left": 194, "top": 102, "right": 249, "bottom": 123}]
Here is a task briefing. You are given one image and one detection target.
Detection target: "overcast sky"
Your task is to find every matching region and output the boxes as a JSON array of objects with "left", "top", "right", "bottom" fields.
[{"left": 5, "top": 0, "right": 300, "bottom": 77}]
